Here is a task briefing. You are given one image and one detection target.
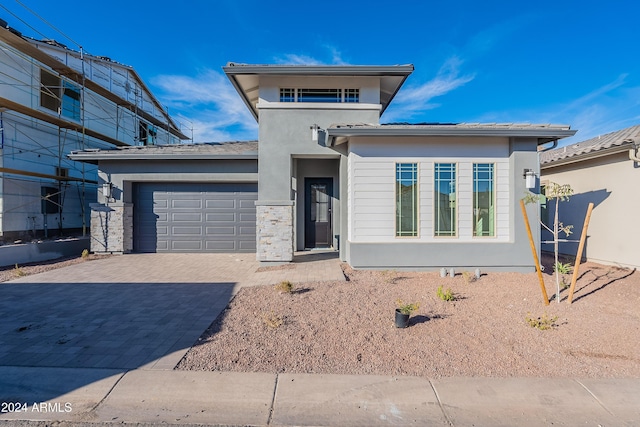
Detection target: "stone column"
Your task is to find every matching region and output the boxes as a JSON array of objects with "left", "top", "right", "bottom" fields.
[
  {"left": 89, "top": 203, "right": 133, "bottom": 254},
  {"left": 255, "top": 201, "right": 294, "bottom": 262}
]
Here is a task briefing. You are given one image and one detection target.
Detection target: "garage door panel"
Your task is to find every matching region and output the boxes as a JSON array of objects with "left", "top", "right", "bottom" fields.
[
  {"left": 206, "top": 227, "right": 236, "bottom": 235},
  {"left": 206, "top": 213, "right": 236, "bottom": 222},
  {"left": 172, "top": 199, "right": 202, "bottom": 209},
  {"left": 134, "top": 182, "right": 257, "bottom": 253},
  {"left": 172, "top": 241, "right": 203, "bottom": 251},
  {"left": 205, "top": 199, "right": 235, "bottom": 209},
  {"left": 239, "top": 213, "right": 256, "bottom": 222},
  {"left": 172, "top": 212, "right": 203, "bottom": 222},
  {"left": 205, "top": 241, "right": 236, "bottom": 250},
  {"left": 239, "top": 226, "right": 255, "bottom": 235},
  {"left": 239, "top": 240, "right": 256, "bottom": 250}
]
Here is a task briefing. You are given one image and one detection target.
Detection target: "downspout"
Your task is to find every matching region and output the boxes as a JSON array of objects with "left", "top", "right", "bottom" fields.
[
  {"left": 539, "top": 139, "right": 559, "bottom": 153},
  {"left": 629, "top": 140, "right": 640, "bottom": 163}
]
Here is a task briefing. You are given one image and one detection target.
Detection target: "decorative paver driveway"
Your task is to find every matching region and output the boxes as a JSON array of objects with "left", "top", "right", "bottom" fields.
[
  {"left": 0, "top": 252, "right": 344, "bottom": 371},
  {"left": 0, "top": 254, "right": 255, "bottom": 370}
]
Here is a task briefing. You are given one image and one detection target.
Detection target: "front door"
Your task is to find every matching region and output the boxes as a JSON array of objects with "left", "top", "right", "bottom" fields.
[{"left": 305, "top": 178, "right": 333, "bottom": 248}]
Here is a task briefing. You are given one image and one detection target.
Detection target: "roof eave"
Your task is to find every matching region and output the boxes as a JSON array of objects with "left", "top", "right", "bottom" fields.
[
  {"left": 68, "top": 152, "right": 258, "bottom": 163},
  {"left": 223, "top": 64, "right": 415, "bottom": 122},
  {"left": 325, "top": 127, "right": 577, "bottom": 146},
  {"left": 222, "top": 64, "right": 415, "bottom": 76},
  {"left": 541, "top": 143, "right": 633, "bottom": 169}
]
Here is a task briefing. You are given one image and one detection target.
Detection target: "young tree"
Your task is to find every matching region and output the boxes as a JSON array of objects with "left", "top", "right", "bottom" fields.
[{"left": 524, "top": 182, "right": 574, "bottom": 303}]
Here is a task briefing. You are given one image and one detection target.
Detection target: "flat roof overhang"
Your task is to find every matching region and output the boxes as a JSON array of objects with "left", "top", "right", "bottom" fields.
[
  {"left": 223, "top": 63, "right": 414, "bottom": 121},
  {"left": 323, "top": 125, "right": 577, "bottom": 147},
  {"left": 68, "top": 151, "right": 258, "bottom": 165}
]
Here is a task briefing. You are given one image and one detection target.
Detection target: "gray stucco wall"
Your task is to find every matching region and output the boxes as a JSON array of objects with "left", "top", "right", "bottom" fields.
[
  {"left": 257, "top": 104, "right": 378, "bottom": 259},
  {"left": 258, "top": 108, "right": 379, "bottom": 201}
]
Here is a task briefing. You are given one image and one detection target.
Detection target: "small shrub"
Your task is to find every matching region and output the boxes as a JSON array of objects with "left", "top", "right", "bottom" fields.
[
  {"left": 437, "top": 285, "right": 456, "bottom": 301},
  {"left": 526, "top": 312, "right": 559, "bottom": 330},
  {"left": 554, "top": 261, "right": 572, "bottom": 289},
  {"left": 13, "top": 264, "right": 26, "bottom": 278},
  {"left": 396, "top": 299, "right": 420, "bottom": 315},
  {"left": 81, "top": 249, "right": 89, "bottom": 259},
  {"left": 274, "top": 280, "right": 294, "bottom": 293},
  {"left": 262, "top": 312, "right": 284, "bottom": 328}
]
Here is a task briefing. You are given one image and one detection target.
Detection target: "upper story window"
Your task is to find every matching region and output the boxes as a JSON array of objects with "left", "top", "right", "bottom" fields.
[
  {"left": 139, "top": 122, "right": 157, "bottom": 146},
  {"left": 344, "top": 88, "right": 359, "bottom": 103},
  {"left": 298, "top": 88, "right": 340, "bottom": 102},
  {"left": 280, "top": 88, "right": 295, "bottom": 102},
  {"left": 279, "top": 88, "right": 359, "bottom": 103},
  {"left": 40, "top": 69, "right": 81, "bottom": 121}
]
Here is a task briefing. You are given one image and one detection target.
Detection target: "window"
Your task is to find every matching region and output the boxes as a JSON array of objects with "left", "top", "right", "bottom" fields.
[
  {"left": 138, "top": 122, "right": 157, "bottom": 145},
  {"left": 61, "top": 81, "right": 81, "bottom": 121},
  {"left": 396, "top": 163, "right": 418, "bottom": 237},
  {"left": 434, "top": 163, "right": 456, "bottom": 236},
  {"left": 280, "top": 88, "right": 295, "bottom": 102},
  {"left": 473, "top": 163, "right": 495, "bottom": 237},
  {"left": 298, "top": 88, "right": 341, "bottom": 103},
  {"left": 40, "top": 69, "right": 60, "bottom": 112},
  {"left": 279, "top": 88, "right": 360, "bottom": 103},
  {"left": 55, "top": 167, "right": 69, "bottom": 178},
  {"left": 344, "top": 88, "right": 360, "bottom": 103},
  {"left": 41, "top": 186, "right": 60, "bottom": 214},
  {"left": 40, "top": 69, "right": 81, "bottom": 121}
]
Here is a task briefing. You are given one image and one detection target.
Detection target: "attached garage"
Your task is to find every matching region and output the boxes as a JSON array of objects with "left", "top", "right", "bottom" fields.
[
  {"left": 133, "top": 182, "right": 257, "bottom": 253},
  {"left": 68, "top": 141, "right": 259, "bottom": 255}
]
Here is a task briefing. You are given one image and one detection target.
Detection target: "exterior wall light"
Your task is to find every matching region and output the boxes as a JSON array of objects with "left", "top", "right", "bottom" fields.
[
  {"left": 523, "top": 169, "right": 536, "bottom": 189},
  {"left": 102, "top": 182, "right": 113, "bottom": 201},
  {"left": 310, "top": 124, "right": 319, "bottom": 142}
]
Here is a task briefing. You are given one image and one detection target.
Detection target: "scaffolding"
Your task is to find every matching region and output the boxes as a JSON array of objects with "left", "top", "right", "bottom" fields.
[{"left": 0, "top": 16, "right": 189, "bottom": 240}]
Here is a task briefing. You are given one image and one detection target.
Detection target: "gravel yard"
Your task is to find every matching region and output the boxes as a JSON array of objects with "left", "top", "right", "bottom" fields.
[{"left": 177, "top": 257, "right": 640, "bottom": 379}]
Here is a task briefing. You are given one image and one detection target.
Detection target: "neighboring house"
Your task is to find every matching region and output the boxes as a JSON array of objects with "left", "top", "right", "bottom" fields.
[
  {"left": 70, "top": 63, "right": 576, "bottom": 272},
  {"left": 0, "top": 21, "right": 188, "bottom": 241},
  {"left": 540, "top": 125, "right": 640, "bottom": 269}
]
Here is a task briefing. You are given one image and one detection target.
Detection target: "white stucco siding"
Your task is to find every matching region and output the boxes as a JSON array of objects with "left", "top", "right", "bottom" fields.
[{"left": 348, "top": 138, "right": 511, "bottom": 243}]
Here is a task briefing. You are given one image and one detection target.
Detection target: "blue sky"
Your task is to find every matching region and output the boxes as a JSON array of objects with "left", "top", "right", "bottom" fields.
[{"left": 2, "top": 0, "right": 639, "bottom": 145}]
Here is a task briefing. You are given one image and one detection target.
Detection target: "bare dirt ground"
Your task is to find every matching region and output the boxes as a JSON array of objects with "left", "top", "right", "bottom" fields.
[
  {"left": 0, "top": 254, "right": 106, "bottom": 283},
  {"left": 177, "top": 256, "right": 640, "bottom": 378}
]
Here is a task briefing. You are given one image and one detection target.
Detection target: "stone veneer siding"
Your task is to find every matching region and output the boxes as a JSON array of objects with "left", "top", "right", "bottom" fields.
[
  {"left": 90, "top": 203, "right": 133, "bottom": 253},
  {"left": 256, "top": 203, "right": 293, "bottom": 262}
]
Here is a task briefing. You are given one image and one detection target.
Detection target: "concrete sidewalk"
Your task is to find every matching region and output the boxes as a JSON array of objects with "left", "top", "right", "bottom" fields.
[{"left": 1, "top": 367, "right": 638, "bottom": 426}]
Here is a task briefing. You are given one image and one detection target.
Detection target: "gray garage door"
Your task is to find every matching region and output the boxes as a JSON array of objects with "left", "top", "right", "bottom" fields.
[{"left": 133, "top": 182, "right": 257, "bottom": 253}]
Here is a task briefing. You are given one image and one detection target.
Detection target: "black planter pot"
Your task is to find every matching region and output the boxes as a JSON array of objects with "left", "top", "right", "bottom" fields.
[{"left": 395, "top": 308, "right": 410, "bottom": 328}]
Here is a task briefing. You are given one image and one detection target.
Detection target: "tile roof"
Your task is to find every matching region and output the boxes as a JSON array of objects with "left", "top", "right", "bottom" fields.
[
  {"left": 540, "top": 125, "right": 640, "bottom": 165},
  {"left": 69, "top": 141, "right": 258, "bottom": 162}
]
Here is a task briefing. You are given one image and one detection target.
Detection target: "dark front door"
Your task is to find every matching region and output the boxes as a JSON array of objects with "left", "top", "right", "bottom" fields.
[{"left": 305, "top": 178, "right": 333, "bottom": 248}]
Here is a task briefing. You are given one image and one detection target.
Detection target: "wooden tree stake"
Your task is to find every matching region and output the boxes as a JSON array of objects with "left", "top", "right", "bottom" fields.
[
  {"left": 567, "top": 202, "right": 595, "bottom": 304},
  {"left": 520, "top": 199, "right": 549, "bottom": 305}
]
